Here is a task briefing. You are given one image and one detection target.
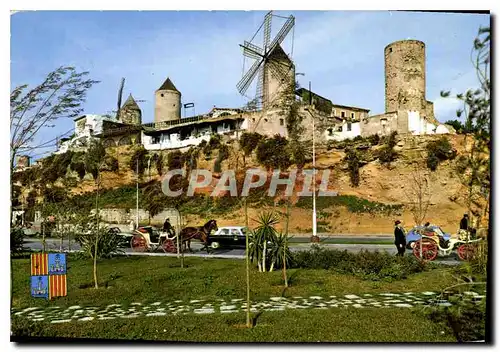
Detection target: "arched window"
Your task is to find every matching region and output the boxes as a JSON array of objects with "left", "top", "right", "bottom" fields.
[
  {"left": 103, "top": 138, "right": 116, "bottom": 148},
  {"left": 118, "top": 136, "right": 132, "bottom": 146}
]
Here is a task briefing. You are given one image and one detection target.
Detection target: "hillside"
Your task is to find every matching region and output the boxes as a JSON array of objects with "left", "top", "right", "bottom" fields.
[{"left": 16, "top": 133, "right": 485, "bottom": 235}]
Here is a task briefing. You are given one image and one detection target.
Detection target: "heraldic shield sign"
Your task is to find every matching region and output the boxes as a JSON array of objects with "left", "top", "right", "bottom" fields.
[{"left": 30, "top": 253, "right": 67, "bottom": 300}]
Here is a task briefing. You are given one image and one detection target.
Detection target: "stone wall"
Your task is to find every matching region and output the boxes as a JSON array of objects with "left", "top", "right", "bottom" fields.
[
  {"left": 99, "top": 207, "right": 180, "bottom": 225},
  {"left": 360, "top": 112, "right": 398, "bottom": 137}
]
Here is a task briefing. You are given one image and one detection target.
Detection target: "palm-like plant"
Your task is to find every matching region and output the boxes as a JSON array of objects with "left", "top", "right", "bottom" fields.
[
  {"left": 249, "top": 212, "right": 279, "bottom": 272},
  {"left": 268, "top": 232, "right": 293, "bottom": 272}
]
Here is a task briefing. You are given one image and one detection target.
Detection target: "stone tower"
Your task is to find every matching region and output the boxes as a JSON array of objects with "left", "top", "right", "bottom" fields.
[
  {"left": 385, "top": 40, "right": 429, "bottom": 132},
  {"left": 155, "top": 77, "right": 181, "bottom": 123},
  {"left": 119, "top": 94, "right": 142, "bottom": 125}
]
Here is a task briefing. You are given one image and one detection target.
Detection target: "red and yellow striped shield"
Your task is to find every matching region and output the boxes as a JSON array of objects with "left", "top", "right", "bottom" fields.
[
  {"left": 31, "top": 253, "right": 48, "bottom": 275},
  {"left": 49, "top": 275, "right": 67, "bottom": 299}
]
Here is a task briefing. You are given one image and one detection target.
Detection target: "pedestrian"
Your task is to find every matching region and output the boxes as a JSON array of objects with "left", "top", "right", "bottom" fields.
[
  {"left": 129, "top": 219, "right": 135, "bottom": 232},
  {"left": 394, "top": 220, "right": 406, "bottom": 257},
  {"left": 163, "top": 218, "right": 174, "bottom": 236},
  {"left": 460, "top": 213, "right": 469, "bottom": 231}
]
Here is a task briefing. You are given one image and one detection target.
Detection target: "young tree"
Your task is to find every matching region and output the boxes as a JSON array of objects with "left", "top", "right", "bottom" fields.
[
  {"left": 404, "top": 161, "right": 431, "bottom": 227},
  {"left": 10, "top": 66, "right": 99, "bottom": 200},
  {"left": 84, "top": 140, "right": 107, "bottom": 289},
  {"left": 441, "top": 26, "right": 490, "bottom": 231}
]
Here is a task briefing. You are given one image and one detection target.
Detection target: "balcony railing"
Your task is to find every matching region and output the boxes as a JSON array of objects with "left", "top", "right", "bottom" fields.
[
  {"left": 98, "top": 125, "right": 142, "bottom": 137},
  {"left": 142, "top": 115, "right": 209, "bottom": 130}
]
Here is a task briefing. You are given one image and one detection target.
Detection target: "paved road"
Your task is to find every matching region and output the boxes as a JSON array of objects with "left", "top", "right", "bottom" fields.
[{"left": 23, "top": 237, "right": 461, "bottom": 264}]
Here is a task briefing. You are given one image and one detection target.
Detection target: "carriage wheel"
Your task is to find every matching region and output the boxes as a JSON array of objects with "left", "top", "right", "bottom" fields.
[
  {"left": 457, "top": 243, "right": 476, "bottom": 261},
  {"left": 162, "top": 239, "right": 177, "bottom": 253},
  {"left": 131, "top": 234, "right": 148, "bottom": 252},
  {"left": 413, "top": 240, "right": 438, "bottom": 261}
]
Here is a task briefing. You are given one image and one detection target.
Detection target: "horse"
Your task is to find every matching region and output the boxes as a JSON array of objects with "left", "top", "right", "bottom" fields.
[{"left": 179, "top": 220, "right": 218, "bottom": 253}]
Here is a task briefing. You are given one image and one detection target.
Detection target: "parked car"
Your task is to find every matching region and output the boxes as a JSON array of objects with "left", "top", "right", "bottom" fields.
[
  {"left": 405, "top": 225, "right": 452, "bottom": 249},
  {"left": 207, "top": 226, "right": 249, "bottom": 249}
]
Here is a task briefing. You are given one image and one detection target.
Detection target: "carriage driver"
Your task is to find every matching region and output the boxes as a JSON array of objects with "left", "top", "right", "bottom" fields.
[{"left": 163, "top": 218, "right": 174, "bottom": 237}]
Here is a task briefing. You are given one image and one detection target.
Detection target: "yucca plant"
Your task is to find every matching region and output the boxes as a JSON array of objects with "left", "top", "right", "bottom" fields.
[
  {"left": 250, "top": 212, "right": 279, "bottom": 272},
  {"left": 268, "top": 232, "right": 293, "bottom": 272},
  {"left": 74, "top": 219, "right": 123, "bottom": 259}
]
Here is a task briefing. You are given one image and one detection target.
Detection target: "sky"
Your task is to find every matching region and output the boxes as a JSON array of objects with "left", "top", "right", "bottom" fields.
[{"left": 10, "top": 10, "right": 490, "bottom": 159}]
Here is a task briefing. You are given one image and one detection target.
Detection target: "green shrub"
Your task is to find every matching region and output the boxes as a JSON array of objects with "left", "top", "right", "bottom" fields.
[
  {"left": 426, "top": 136, "right": 457, "bottom": 171},
  {"left": 295, "top": 195, "right": 402, "bottom": 215},
  {"left": 256, "top": 135, "right": 292, "bottom": 170},
  {"left": 10, "top": 228, "right": 25, "bottom": 256},
  {"left": 345, "top": 148, "right": 360, "bottom": 187},
  {"left": 290, "top": 246, "right": 428, "bottom": 281},
  {"left": 424, "top": 294, "right": 486, "bottom": 342},
  {"left": 368, "top": 134, "right": 380, "bottom": 146},
  {"left": 377, "top": 131, "right": 398, "bottom": 165},
  {"left": 239, "top": 132, "right": 264, "bottom": 156},
  {"left": 427, "top": 153, "right": 440, "bottom": 171},
  {"left": 129, "top": 146, "right": 148, "bottom": 176},
  {"left": 167, "top": 150, "right": 185, "bottom": 170}
]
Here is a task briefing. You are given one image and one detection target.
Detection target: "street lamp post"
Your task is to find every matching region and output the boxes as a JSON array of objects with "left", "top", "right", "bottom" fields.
[{"left": 296, "top": 73, "right": 319, "bottom": 243}]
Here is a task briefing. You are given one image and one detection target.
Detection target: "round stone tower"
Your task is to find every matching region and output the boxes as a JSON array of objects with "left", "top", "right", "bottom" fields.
[
  {"left": 155, "top": 77, "right": 181, "bottom": 123},
  {"left": 384, "top": 40, "right": 426, "bottom": 113}
]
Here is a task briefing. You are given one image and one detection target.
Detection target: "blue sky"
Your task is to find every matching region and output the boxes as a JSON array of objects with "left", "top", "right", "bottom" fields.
[{"left": 10, "top": 10, "right": 490, "bottom": 158}]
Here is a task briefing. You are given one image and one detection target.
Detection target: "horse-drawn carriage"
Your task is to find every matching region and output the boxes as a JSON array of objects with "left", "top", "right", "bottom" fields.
[
  {"left": 409, "top": 225, "right": 482, "bottom": 261},
  {"left": 130, "top": 220, "right": 218, "bottom": 253}
]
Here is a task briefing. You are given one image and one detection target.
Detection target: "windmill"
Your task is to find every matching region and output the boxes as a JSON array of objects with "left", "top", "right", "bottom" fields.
[
  {"left": 237, "top": 11, "right": 295, "bottom": 110},
  {"left": 114, "top": 78, "right": 146, "bottom": 122}
]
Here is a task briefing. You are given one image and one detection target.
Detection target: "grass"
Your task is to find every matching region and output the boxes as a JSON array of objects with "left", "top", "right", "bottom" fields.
[
  {"left": 11, "top": 255, "right": 459, "bottom": 342},
  {"left": 12, "top": 309, "right": 455, "bottom": 342},
  {"left": 12, "top": 255, "right": 456, "bottom": 309}
]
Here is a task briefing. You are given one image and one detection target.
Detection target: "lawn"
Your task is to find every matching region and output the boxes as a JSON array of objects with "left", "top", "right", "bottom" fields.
[
  {"left": 11, "top": 254, "right": 459, "bottom": 342},
  {"left": 12, "top": 255, "right": 456, "bottom": 308},
  {"left": 13, "top": 308, "right": 455, "bottom": 342}
]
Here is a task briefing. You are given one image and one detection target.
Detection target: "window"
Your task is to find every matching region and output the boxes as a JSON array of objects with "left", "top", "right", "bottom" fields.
[
  {"left": 341, "top": 111, "right": 345, "bottom": 118},
  {"left": 279, "top": 118, "right": 284, "bottom": 126},
  {"left": 327, "top": 128, "right": 333, "bottom": 135},
  {"left": 252, "top": 118, "right": 255, "bottom": 122},
  {"left": 347, "top": 122, "right": 352, "bottom": 132},
  {"left": 389, "top": 47, "right": 393, "bottom": 53},
  {"left": 337, "top": 126, "right": 343, "bottom": 132},
  {"left": 264, "top": 118, "right": 268, "bottom": 123},
  {"left": 351, "top": 112, "right": 355, "bottom": 119},
  {"left": 161, "top": 93, "right": 164, "bottom": 97},
  {"left": 381, "top": 119, "right": 387, "bottom": 126},
  {"left": 152, "top": 136, "right": 160, "bottom": 144}
]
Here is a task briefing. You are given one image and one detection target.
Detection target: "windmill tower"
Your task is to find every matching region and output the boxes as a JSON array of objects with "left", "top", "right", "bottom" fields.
[
  {"left": 155, "top": 77, "right": 182, "bottom": 123},
  {"left": 115, "top": 78, "right": 145, "bottom": 125},
  {"left": 237, "top": 11, "right": 295, "bottom": 110}
]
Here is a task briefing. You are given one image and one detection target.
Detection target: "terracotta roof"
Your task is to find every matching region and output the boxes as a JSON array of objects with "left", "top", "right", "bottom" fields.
[{"left": 157, "top": 77, "right": 179, "bottom": 92}]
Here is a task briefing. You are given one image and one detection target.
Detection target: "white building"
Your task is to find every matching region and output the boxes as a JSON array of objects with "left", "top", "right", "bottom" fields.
[
  {"left": 56, "top": 114, "right": 118, "bottom": 154},
  {"left": 142, "top": 108, "right": 246, "bottom": 151},
  {"left": 407, "top": 110, "right": 451, "bottom": 135}
]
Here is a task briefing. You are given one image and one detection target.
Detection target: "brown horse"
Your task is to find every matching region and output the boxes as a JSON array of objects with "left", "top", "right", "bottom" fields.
[{"left": 179, "top": 220, "right": 218, "bottom": 253}]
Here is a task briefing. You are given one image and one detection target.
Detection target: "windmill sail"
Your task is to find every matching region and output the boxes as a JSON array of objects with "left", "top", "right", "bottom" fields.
[{"left": 237, "top": 11, "right": 295, "bottom": 110}]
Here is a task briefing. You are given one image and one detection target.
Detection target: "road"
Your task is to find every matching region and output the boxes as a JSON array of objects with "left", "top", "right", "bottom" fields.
[{"left": 23, "top": 237, "right": 461, "bottom": 265}]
